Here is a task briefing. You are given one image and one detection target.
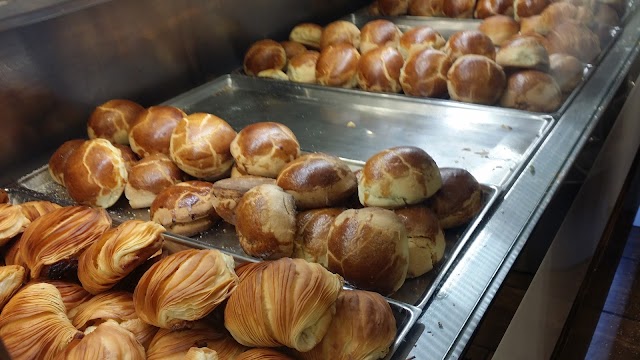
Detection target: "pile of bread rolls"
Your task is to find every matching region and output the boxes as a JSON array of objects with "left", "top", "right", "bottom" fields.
[{"left": 0, "top": 194, "right": 399, "bottom": 359}]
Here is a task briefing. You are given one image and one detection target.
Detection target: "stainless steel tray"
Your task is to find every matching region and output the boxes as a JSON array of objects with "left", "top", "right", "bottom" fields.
[{"left": 3, "top": 184, "right": 421, "bottom": 360}]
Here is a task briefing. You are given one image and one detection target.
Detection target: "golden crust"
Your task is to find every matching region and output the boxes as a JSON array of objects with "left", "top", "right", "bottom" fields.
[
  {"left": 125, "top": 153, "right": 185, "bottom": 209},
  {"left": 211, "top": 176, "right": 277, "bottom": 225},
  {"left": 62, "top": 320, "right": 146, "bottom": 360},
  {"left": 43, "top": 280, "right": 92, "bottom": 316},
  {"left": 237, "top": 348, "right": 294, "bottom": 360},
  {"left": 293, "top": 208, "right": 344, "bottom": 267},
  {"left": 19, "top": 201, "right": 62, "bottom": 222},
  {"left": 429, "top": 167, "right": 483, "bottom": 229},
  {"left": 48, "top": 139, "right": 85, "bottom": 185},
  {"left": 395, "top": 206, "right": 446, "bottom": 277},
  {"left": 128, "top": 106, "right": 186, "bottom": 158},
  {"left": 0, "top": 203, "right": 30, "bottom": 246},
  {"left": 87, "top": 99, "right": 145, "bottom": 145},
  {"left": 0, "top": 265, "right": 26, "bottom": 311}
]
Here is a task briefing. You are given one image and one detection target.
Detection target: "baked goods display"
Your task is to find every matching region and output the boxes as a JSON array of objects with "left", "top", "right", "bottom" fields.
[
  {"left": 500, "top": 69, "right": 562, "bottom": 112},
  {"left": 124, "top": 153, "right": 186, "bottom": 209},
  {"left": 211, "top": 176, "right": 277, "bottom": 225},
  {"left": 243, "top": 39, "right": 287, "bottom": 76},
  {"left": 129, "top": 105, "right": 186, "bottom": 158},
  {"left": 448, "top": 54, "right": 506, "bottom": 105},
  {"left": 356, "top": 45, "right": 405, "bottom": 92},
  {"left": 496, "top": 35, "right": 550, "bottom": 70},
  {"left": 429, "top": 167, "right": 483, "bottom": 228},
  {"left": 315, "top": 43, "right": 361, "bottom": 88},
  {"left": 400, "top": 48, "right": 452, "bottom": 97},
  {"left": 395, "top": 206, "right": 446, "bottom": 277},
  {"left": 398, "top": 25, "right": 446, "bottom": 58},
  {"left": 87, "top": 99, "right": 145, "bottom": 145},
  {"left": 359, "top": 19, "right": 403, "bottom": 54}
]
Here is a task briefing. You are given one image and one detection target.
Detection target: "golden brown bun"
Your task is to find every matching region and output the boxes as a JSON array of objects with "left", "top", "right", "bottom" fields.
[
  {"left": 398, "top": 26, "right": 446, "bottom": 59},
  {"left": 224, "top": 258, "right": 343, "bottom": 351},
  {"left": 429, "top": 167, "right": 483, "bottom": 228},
  {"left": 395, "top": 206, "right": 445, "bottom": 277},
  {"left": 474, "top": 0, "right": 515, "bottom": 18},
  {"left": 147, "top": 322, "right": 246, "bottom": 360},
  {"left": 549, "top": 53, "right": 584, "bottom": 93},
  {"left": 0, "top": 204, "right": 30, "bottom": 247},
  {"left": 63, "top": 138, "right": 128, "bottom": 208},
  {"left": 327, "top": 207, "right": 408, "bottom": 295},
  {"left": 20, "top": 206, "right": 111, "bottom": 279},
  {"left": 356, "top": 46, "right": 404, "bottom": 93},
  {"left": 358, "top": 146, "right": 442, "bottom": 208},
  {"left": 280, "top": 40, "right": 307, "bottom": 60},
  {"left": 230, "top": 122, "right": 300, "bottom": 178},
  {"left": 359, "top": 20, "right": 402, "bottom": 54},
  {"left": 276, "top": 153, "right": 357, "bottom": 209},
  {"left": 547, "top": 22, "right": 601, "bottom": 62},
  {"left": 408, "top": 0, "right": 445, "bottom": 15},
  {"left": 43, "top": 280, "right": 92, "bottom": 316},
  {"left": 508, "top": 32, "right": 552, "bottom": 54},
  {"left": 231, "top": 163, "right": 248, "bottom": 178},
  {"left": 212, "top": 176, "right": 277, "bottom": 225},
  {"left": 170, "top": 113, "right": 236, "bottom": 180},
  {"left": 297, "top": 290, "right": 396, "bottom": 360},
  {"left": 0, "top": 265, "right": 26, "bottom": 311},
  {"left": 478, "top": 15, "right": 520, "bottom": 46},
  {"left": 0, "top": 283, "right": 83, "bottom": 359},
  {"left": 61, "top": 320, "right": 146, "bottom": 360},
  {"left": 134, "top": 249, "right": 238, "bottom": 330},
  {"left": 368, "top": 0, "right": 383, "bottom": 14},
  {"left": 443, "top": 30, "right": 496, "bottom": 62},
  {"left": 125, "top": 153, "right": 185, "bottom": 209},
  {"left": 150, "top": 181, "right": 219, "bottom": 237},
  {"left": 514, "top": 0, "right": 549, "bottom": 20},
  {"left": 87, "top": 99, "right": 145, "bottom": 145},
  {"left": 243, "top": 39, "right": 287, "bottom": 76},
  {"left": 447, "top": 54, "right": 506, "bottom": 105},
  {"left": 237, "top": 348, "right": 294, "bottom": 360},
  {"left": 289, "top": 23, "right": 323, "bottom": 49},
  {"left": 378, "top": 0, "right": 410, "bottom": 15},
  {"left": 443, "top": 0, "right": 477, "bottom": 17},
  {"left": 48, "top": 139, "right": 85, "bottom": 185},
  {"left": 320, "top": 20, "right": 361, "bottom": 49},
  {"left": 114, "top": 144, "right": 139, "bottom": 172},
  {"left": 294, "top": 208, "right": 344, "bottom": 267},
  {"left": 287, "top": 50, "right": 320, "bottom": 84},
  {"left": 78, "top": 220, "right": 165, "bottom": 294},
  {"left": 129, "top": 105, "right": 186, "bottom": 158},
  {"left": 316, "top": 44, "right": 361, "bottom": 88},
  {"left": 496, "top": 35, "right": 550, "bottom": 70},
  {"left": 400, "top": 48, "right": 452, "bottom": 98},
  {"left": 500, "top": 70, "right": 562, "bottom": 112},
  {"left": 519, "top": 15, "right": 544, "bottom": 35},
  {"left": 235, "top": 184, "right": 296, "bottom": 259},
  {"left": 257, "top": 69, "right": 290, "bottom": 80}
]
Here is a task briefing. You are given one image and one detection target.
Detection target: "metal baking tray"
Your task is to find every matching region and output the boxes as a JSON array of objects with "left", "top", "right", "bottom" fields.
[{"left": 3, "top": 184, "right": 421, "bottom": 360}]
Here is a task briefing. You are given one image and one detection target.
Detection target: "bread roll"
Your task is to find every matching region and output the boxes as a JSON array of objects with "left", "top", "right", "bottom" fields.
[
  {"left": 358, "top": 146, "right": 442, "bottom": 208},
  {"left": 443, "top": 30, "right": 496, "bottom": 62},
  {"left": 61, "top": 320, "right": 146, "bottom": 360},
  {"left": 257, "top": 69, "right": 289, "bottom": 80},
  {"left": 147, "top": 322, "right": 246, "bottom": 360},
  {"left": 0, "top": 204, "right": 30, "bottom": 247},
  {"left": 327, "top": 207, "right": 408, "bottom": 294},
  {"left": 474, "top": 0, "right": 515, "bottom": 18},
  {"left": 48, "top": 139, "right": 85, "bottom": 185},
  {"left": 125, "top": 153, "right": 185, "bottom": 209},
  {"left": 320, "top": 20, "right": 361, "bottom": 49},
  {"left": 447, "top": 54, "right": 506, "bottom": 105},
  {"left": 408, "top": 0, "right": 445, "bottom": 15},
  {"left": 243, "top": 39, "right": 287, "bottom": 76},
  {"left": 297, "top": 290, "right": 396, "bottom": 360},
  {"left": 513, "top": 0, "right": 548, "bottom": 20},
  {"left": 379, "top": 0, "right": 410, "bottom": 15},
  {"left": 547, "top": 22, "right": 601, "bottom": 62},
  {"left": 150, "top": 181, "right": 219, "bottom": 237},
  {"left": 230, "top": 122, "right": 300, "bottom": 178},
  {"left": 129, "top": 105, "right": 186, "bottom": 158},
  {"left": 478, "top": 15, "right": 520, "bottom": 46},
  {"left": 593, "top": 3, "right": 620, "bottom": 26},
  {"left": 0, "top": 265, "right": 26, "bottom": 311},
  {"left": 398, "top": 26, "right": 445, "bottom": 59},
  {"left": 287, "top": 50, "right": 320, "bottom": 84},
  {"left": 496, "top": 35, "right": 550, "bottom": 70},
  {"left": 508, "top": 32, "right": 552, "bottom": 54},
  {"left": 20, "top": 205, "right": 112, "bottom": 279},
  {"left": 400, "top": 48, "right": 452, "bottom": 98},
  {"left": 289, "top": 23, "right": 323, "bottom": 49},
  {"left": 368, "top": 0, "right": 383, "bottom": 14},
  {"left": 549, "top": 53, "right": 584, "bottom": 93},
  {"left": 134, "top": 249, "right": 238, "bottom": 330},
  {"left": 235, "top": 184, "right": 296, "bottom": 259},
  {"left": 500, "top": 70, "right": 562, "bottom": 112},
  {"left": 63, "top": 138, "right": 128, "bottom": 208},
  {"left": 395, "top": 206, "right": 445, "bottom": 277},
  {"left": 211, "top": 176, "right": 276, "bottom": 225},
  {"left": 359, "top": 20, "right": 402, "bottom": 54},
  {"left": 429, "top": 167, "right": 483, "bottom": 228},
  {"left": 356, "top": 46, "right": 405, "bottom": 93},
  {"left": 316, "top": 44, "right": 360, "bottom": 88},
  {"left": 280, "top": 40, "right": 307, "bottom": 60},
  {"left": 87, "top": 99, "right": 145, "bottom": 145},
  {"left": 224, "top": 258, "right": 343, "bottom": 351},
  {"left": 115, "top": 143, "right": 139, "bottom": 171},
  {"left": 276, "top": 153, "right": 357, "bottom": 209},
  {"left": 231, "top": 163, "right": 248, "bottom": 178},
  {"left": 443, "top": 0, "right": 477, "bottom": 17},
  {"left": 237, "top": 348, "right": 294, "bottom": 360},
  {"left": 170, "top": 113, "right": 236, "bottom": 180},
  {"left": 294, "top": 208, "right": 343, "bottom": 267}
]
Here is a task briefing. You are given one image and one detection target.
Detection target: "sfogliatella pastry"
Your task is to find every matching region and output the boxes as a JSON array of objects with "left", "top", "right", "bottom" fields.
[
  {"left": 0, "top": 265, "right": 26, "bottom": 311},
  {"left": 128, "top": 105, "right": 187, "bottom": 158},
  {"left": 235, "top": 184, "right": 296, "bottom": 259},
  {"left": 398, "top": 26, "right": 446, "bottom": 59},
  {"left": 87, "top": 99, "right": 145, "bottom": 145},
  {"left": 356, "top": 46, "right": 405, "bottom": 93},
  {"left": 48, "top": 139, "right": 85, "bottom": 185},
  {"left": 276, "top": 153, "right": 357, "bottom": 209},
  {"left": 395, "top": 206, "right": 446, "bottom": 277},
  {"left": 61, "top": 320, "right": 146, "bottom": 360},
  {"left": 63, "top": 138, "right": 128, "bottom": 208},
  {"left": 499, "top": 70, "right": 562, "bottom": 112},
  {"left": 237, "top": 348, "right": 294, "bottom": 360},
  {"left": 358, "top": 146, "right": 442, "bottom": 208},
  {"left": 43, "top": 280, "right": 92, "bottom": 316},
  {"left": 293, "top": 208, "right": 344, "bottom": 267},
  {"left": 297, "top": 290, "right": 396, "bottom": 360},
  {"left": 150, "top": 181, "right": 219, "bottom": 236},
  {"left": 230, "top": 122, "right": 300, "bottom": 178},
  {"left": 78, "top": 220, "right": 165, "bottom": 294},
  {"left": 211, "top": 176, "right": 277, "bottom": 225},
  {"left": 359, "top": 19, "right": 402, "bottom": 54},
  {"left": 316, "top": 44, "right": 361, "bottom": 88},
  {"left": 447, "top": 54, "right": 506, "bottom": 105},
  {"left": 0, "top": 203, "right": 30, "bottom": 247},
  {"left": 19, "top": 200, "right": 61, "bottom": 222},
  {"left": 0, "top": 283, "right": 83, "bottom": 359},
  {"left": 400, "top": 48, "right": 452, "bottom": 98},
  {"left": 289, "top": 23, "right": 323, "bottom": 49},
  {"left": 243, "top": 39, "right": 287, "bottom": 76},
  {"left": 429, "top": 167, "right": 483, "bottom": 229},
  {"left": 20, "top": 205, "right": 112, "bottom": 279},
  {"left": 224, "top": 258, "right": 343, "bottom": 351},
  {"left": 185, "top": 347, "right": 219, "bottom": 360},
  {"left": 320, "top": 20, "right": 361, "bottom": 49},
  {"left": 327, "top": 207, "right": 409, "bottom": 295},
  {"left": 133, "top": 249, "right": 238, "bottom": 330},
  {"left": 125, "top": 153, "right": 185, "bottom": 209},
  {"left": 170, "top": 113, "right": 237, "bottom": 180},
  {"left": 287, "top": 50, "right": 321, "bottom": 84}
]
